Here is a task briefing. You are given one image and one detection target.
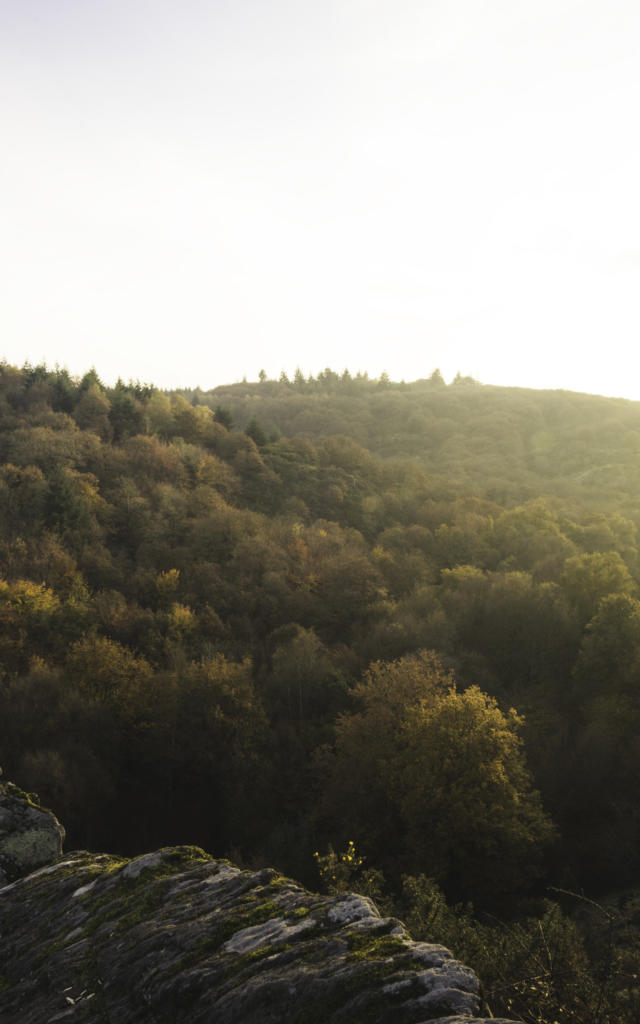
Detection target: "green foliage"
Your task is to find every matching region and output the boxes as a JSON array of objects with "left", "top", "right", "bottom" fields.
[
  {"left": 398, "top": 684, "right": 554, "bottom": 899},
  {"left": 65, "top": 635, "right": 153, "bottom": 706},
  {"left": 314, "top": 841, "right": 365, "bottom": 895},
  {"left": 213, "top": 404, "right": 234, "bottom": 430},
  {"left": 560, "top": 551, "right": 636, "bottom": 625},
  {"left": 320, "top": 652, "right": 553, "bottom": 903},
  {"left": 314, "top": 861, "right": 640, "bottom": 1024},
  {"left": 245, "top": 415, "right": 267, "bottom": 447},
  {"left": 5, "top": 360, "right": 640, "bottom": 931},
  {"left": 314, "top": 841, "right": 387, "bottom": 908}
]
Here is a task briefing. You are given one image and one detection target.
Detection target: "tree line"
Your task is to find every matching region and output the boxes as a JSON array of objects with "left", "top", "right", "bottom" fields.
[{"left": 4, "top": 361, "right": 640, "bottom": 1020}]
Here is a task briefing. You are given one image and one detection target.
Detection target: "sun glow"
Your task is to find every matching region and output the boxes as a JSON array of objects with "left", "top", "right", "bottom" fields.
[{"left": 2, "top": 1, "right": 640, "bottom": 398}]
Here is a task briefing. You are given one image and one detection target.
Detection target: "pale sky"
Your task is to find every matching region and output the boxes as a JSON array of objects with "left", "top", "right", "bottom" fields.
[{"left": 2, "top": 1, "right": 640, "bottom": 397}]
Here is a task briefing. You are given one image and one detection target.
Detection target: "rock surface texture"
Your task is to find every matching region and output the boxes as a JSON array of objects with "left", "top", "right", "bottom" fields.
[
  {"left": 0, "top": 780, "right": 65, "bottom": 886},
  {"left": 0, "top": 787, "right": 515, "bottom": 1024}
]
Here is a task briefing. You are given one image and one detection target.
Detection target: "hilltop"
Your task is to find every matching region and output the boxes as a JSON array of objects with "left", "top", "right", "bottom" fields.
[{"left": 2, "top": 362, "right": 640, "bottom": 1020}]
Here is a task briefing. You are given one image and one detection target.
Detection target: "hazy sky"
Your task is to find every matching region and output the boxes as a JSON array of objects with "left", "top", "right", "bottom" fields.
[{"left": 2, "top": 1, "right": 640, "bottom": 397}]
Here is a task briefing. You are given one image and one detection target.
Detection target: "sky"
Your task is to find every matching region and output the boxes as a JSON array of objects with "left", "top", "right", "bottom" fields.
[{"left": 2, "top": 0, "right": 640, "bottom": 398}]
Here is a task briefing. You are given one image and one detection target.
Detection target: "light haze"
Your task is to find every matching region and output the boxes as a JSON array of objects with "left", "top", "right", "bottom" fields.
[{"left": 2, "top": 1, "right": 640, "bottom": 397}]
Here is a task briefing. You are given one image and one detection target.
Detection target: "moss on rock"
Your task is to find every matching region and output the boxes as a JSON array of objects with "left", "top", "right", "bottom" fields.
[{"left": 0, "top": 783, "right": 514, "bottom": 1023}]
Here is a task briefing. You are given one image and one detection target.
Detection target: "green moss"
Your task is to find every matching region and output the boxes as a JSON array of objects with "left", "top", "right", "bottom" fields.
[
  {"left": 202, "top": 896, "right": 283, "bottom": 947},
  {"left": 288, "top": 961, "right": 401, "bottom": 1024},
  {"left": 346, "top": 932, "right": 407, "bottom": 963},
  {"left": 170, "top": 934, "right": 224, "bottom": 973},
  {"left": 150, "top": 845, "right": 209, "bottom": 867},
  {"left": 159, "top": 895, "right": 291, "bottom": 979},
  {"left": 287, "top": 906, "right": 310, "bottom": 919},
  {"left": 238, "top": 943, "right": 287, "bottom": 964},
  {"left": 78, "top": 871, "right": 172, "bottom": 939},
  {"left": 235, "top": 899, "right": 281, "bottom": 925},
  {"left": 3, "top": 782, "right": 41, "bottom": 807},
  {"left": 172, "top": 937, "right": 295, "bottom": 993},
  {"left": 117, "top": 882, "right": 173, "bottom": 936},
  {"left": 223, "top": 941, "right": 291, "bottom": 974},
  {"left": 262, "top": 875, "right": 289, "bottom": 894}
]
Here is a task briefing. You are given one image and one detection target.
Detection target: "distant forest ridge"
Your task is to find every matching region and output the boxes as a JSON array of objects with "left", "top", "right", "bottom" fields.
[{"left": 4, "top": 358, "right": 640, "bottom": 1018}]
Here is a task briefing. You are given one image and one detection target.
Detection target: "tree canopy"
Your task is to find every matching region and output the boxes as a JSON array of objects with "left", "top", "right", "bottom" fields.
[{"left": 2, "top": 360, "right": 640, "bottom": 909}]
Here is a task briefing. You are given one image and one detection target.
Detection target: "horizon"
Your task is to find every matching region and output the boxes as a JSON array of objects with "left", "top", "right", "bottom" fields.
[
  {"left": 3, "top": 2, "right": 640, "bottom": 401},
  {"left": 6, "top": 356, "right": 640, "bottom": 405}
]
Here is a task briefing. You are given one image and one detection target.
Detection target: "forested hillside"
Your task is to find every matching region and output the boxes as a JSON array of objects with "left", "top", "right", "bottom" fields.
[{"left": 4, "top": 361, "right": 640, "bottom": 1021}]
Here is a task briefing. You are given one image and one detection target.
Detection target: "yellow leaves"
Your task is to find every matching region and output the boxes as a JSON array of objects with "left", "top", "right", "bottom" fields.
[
  {"left": 65, "top": 636, "right": 153, "bottom": 706},
  {"left": 194, "top": 452, "right": 229, "bottom": 488},
  {"left": 73, "top": 386, "right": 112, "bottom": 439},
  {"left": 0, "top": 578, "right": 60, "bottom": 617},
  {"left": 168, "top": 602, "right": 197, "bottom": 637},
  {"left": 314, "top": 841, "right": 365, "bottom": 895},
  {"left": 441, "top": 563, "right": 486, "bottom": 588},
  {"left": 352, "top": 650, "right": 453, "bottom": 713},
  {"left": 67, "top": 469, "right": 105, "bottom": 511},
  {"left": 372, "top": 544, "right": 393, "bottom": 564},
  {"left": 144, "top": 391, "right": 174, "bottom": 438},
  {"left": 327, "top": 650, "right": 553, "bottom": 898},
  {"left": 561, "top": 550, "right": 636, "bottom": 623},
  {"left": 156, "top": 569, "right": 180, "bottom": 597}
]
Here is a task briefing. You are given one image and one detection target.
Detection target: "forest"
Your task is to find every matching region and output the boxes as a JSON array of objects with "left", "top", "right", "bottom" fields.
[{"left": 4, "top": 361, "right": 640, "bottom": 1021}]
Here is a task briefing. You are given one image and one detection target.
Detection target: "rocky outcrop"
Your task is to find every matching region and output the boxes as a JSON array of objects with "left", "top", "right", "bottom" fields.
[
  {"left": 0, "top": 778, "right": 65, "bottom": 886},
  {"left": 0, "top": 785, "right": 514, "bottom": 1024}
]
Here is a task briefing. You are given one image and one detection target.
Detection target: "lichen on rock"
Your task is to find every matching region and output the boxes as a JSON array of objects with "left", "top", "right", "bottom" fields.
[{"left": 0, "top": 778, "right": 65, "bottom": 884}]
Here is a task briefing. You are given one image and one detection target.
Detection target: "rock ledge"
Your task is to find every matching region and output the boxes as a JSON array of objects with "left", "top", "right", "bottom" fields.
[
  {"left": 0, "top": 782, "right": 515, "bottom": 1023},
  {"left": 0, "top": 847, "right": 517, "bottom": 1023}
]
